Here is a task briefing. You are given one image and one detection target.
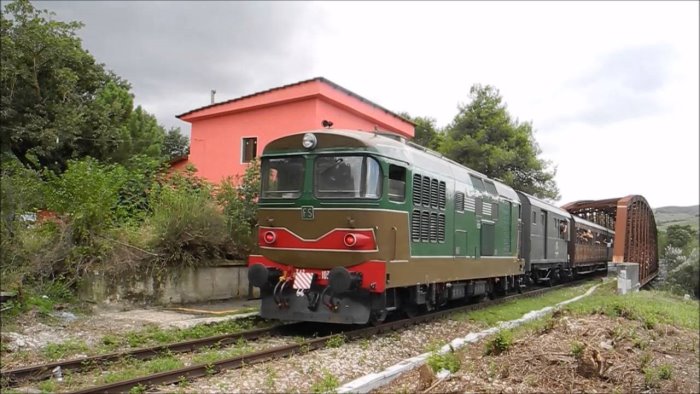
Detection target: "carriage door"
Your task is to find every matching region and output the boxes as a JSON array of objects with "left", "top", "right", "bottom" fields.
[
  {"left": 454, "top": 191, "right": 467, "bottom": 256},
  {"left": 542, "top": 211, "right": 548, "bottom": 259}
]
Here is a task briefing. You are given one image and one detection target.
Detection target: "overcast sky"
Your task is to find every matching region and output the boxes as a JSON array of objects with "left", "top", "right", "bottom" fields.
[{"left": 34, "top": 1, "right": 699, "bottom": 208}]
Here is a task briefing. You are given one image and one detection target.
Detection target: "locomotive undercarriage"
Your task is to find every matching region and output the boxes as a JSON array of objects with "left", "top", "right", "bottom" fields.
[
  {"left": 260, "top": 275, "right": 526, "bottom": 325},
  {"left": 529, "top": 263, "right": 607, "bottom": 287}
]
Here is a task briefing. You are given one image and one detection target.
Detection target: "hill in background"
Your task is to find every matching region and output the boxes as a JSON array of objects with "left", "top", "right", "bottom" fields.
[{"left": 654, "top": 205, "right": 699, "bottom": 231}]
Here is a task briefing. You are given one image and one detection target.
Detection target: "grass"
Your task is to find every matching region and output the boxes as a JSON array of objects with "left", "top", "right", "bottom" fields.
[
  {"left": 484, "top": 330, "right": 513, "bottom": 355},
  {"left": 562, "top": 282, "right": 699, "bottom": 331},
  {"left": 325, "top": 334, "right": 346, "bottom": 348},
  {"left": 452, "top": 282, "right": 597, "bottom": 326},
  {"left": 102, "top": 356, "right": 184, "bottom": 384},
  {"left": 43, "top": 339, "right": 90, "bottom": 360},
  {"left": 310, "top": 370, "right": 340, "bottom": 394},
  {"left": 33, "top": 317, "right": 266, "bottom": 362},
  {"left": 570, "top": 341, "right": 585, "bottom": 358},
  {"left": 427, "top": 348, "right": 461, "bottom": 373}
]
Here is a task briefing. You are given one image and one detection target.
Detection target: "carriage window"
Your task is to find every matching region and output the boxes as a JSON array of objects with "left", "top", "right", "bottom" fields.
[
  {"left": 558, "top": 219, "right": 568, "bottom": 239},
  {"left": 532, "top": 211, "right": 537, "bottom": 225},
  {"left": 388, "top": 165, "right": 406, "bottom": 202},
  {"left": 314, "top": 155, "right": 382, "bottom": 199},
  {"left": 261, "top": 156, "right": 304, "bottom": 198}
]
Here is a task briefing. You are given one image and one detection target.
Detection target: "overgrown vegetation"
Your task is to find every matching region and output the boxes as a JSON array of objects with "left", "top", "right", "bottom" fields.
[
  {"left": 310, "top": 370, "right": 340, "bottom": 394},
  {"left": 426, "top": 344, "right": 461, "bottom": 373},
  {"left": 484, "top": 330, "right": 513, "bottom": 355},
  {"left": 657, "top": 224, "right": 699, "bottom": 298},
  {"left": 0, "top": 151, "right": 260, "bottom": 316}
]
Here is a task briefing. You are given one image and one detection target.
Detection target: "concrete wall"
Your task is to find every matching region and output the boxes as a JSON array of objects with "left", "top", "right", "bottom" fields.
[{"left": 79, "top": 261, "right": 260, "bottom": 306}]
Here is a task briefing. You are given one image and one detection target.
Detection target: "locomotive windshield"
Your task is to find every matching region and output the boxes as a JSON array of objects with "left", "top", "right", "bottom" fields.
[
  {"left": 261, "top": 157, "right": 304, "bottom": 198},
  {"left": 314, "top": 155, "right": 382, "bottom": 199}
]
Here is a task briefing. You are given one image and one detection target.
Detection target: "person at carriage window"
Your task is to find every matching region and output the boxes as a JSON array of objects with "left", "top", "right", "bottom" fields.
[{"left": 559, "top": 221, "right": 568, "bottom": 237}]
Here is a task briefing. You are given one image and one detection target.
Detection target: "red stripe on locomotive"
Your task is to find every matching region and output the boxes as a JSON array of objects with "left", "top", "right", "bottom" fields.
[{"left": 258, "top": 227, "right": 377, "bottom": 251}]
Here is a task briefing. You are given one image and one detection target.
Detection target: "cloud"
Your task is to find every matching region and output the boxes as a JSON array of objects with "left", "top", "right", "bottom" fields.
[
  {"left": 35, "top": 1, "right": 325, "bottom": 132},
  {"left": 553, "top": 44, "right": 676, "bottom": 127}
]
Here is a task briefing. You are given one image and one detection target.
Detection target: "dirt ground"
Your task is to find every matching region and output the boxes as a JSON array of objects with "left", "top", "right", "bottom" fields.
[{"left": 382, "top": 313, "right": 700, "bottom": 393}]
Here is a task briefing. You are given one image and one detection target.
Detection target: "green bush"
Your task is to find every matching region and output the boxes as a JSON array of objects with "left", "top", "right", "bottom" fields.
[
  {"left": 44, "top": 157, "right": 128, "bottom": 243},
  {"left": 570, "top": 341, "right": 585, "bottom": 359},
  {"left": 216, "top": 159, "right": 260, "bottom": 258},
  {"left": 148, "top": 173, "right": 227, "bottom": 267},
  {"left": 310, "top": 371, "right": 339, "bottom": 394},
  {"left": 484, "top": 330, "right": 513, "bottom": 355},
  {"left": 427, "top": 349, "right": 461, "bottom": 373}
]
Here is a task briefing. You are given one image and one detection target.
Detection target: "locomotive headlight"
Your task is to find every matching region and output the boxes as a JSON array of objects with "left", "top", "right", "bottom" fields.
[
  {"left": 263, "top": 231, "right": 277, "bottom": 244},
  {"left": 343, "top": 233, "right": 357, "bottom": 247},
  {"left": 302, "top": 133, "right": 317, "bottom": 150}
]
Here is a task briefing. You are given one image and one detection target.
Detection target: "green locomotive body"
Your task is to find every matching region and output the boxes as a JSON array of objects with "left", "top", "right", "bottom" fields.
[{"left": 249, "top": 129, "right": 526, "bottom": 324}]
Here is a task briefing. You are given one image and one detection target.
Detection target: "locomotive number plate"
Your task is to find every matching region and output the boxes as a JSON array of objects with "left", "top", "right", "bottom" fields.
[{"left": 301, "top": 206, "right": 314, "bottom": 220}]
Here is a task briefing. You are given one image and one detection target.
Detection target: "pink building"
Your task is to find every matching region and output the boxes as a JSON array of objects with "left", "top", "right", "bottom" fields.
[{"left": 176, "top": 77, "right": 415, "bottom": 183}]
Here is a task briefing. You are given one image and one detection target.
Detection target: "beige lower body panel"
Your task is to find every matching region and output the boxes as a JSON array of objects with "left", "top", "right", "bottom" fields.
[{"left": 387, "top": 257, "right": 523, "bottom": 288}]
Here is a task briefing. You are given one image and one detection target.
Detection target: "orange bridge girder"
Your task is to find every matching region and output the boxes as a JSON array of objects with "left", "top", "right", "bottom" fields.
[{"left": 561, "top": 195, "right": 658, "bottom": 286}]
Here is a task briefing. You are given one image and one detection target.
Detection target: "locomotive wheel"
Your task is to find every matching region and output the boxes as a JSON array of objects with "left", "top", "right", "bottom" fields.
[
  {"left": 404, "top": 304, "right": 422, "bottom": 318},
  {"left": 370, "top": 309, "right": 387, "bottom": 326}
]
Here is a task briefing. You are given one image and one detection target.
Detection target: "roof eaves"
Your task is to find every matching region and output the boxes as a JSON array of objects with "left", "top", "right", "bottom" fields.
[{"left": 176, "top": 77, "right": 415, "bottom": 126}]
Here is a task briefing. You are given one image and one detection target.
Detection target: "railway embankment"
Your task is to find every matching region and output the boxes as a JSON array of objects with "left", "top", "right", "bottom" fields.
[{"left": 381, "top": 281, "right": 699, "bottom": 393}]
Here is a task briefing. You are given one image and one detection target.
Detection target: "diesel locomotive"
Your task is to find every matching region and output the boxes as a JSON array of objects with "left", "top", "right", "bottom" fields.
[{"left": 248, "top": 129, "right": 612, "bottom": 324}]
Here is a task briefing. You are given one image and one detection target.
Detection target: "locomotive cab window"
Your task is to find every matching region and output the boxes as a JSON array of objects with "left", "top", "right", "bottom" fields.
[
  {"left": 261, "top": 156, "right": 304, "bottom": 199},
  {"left": 484, "top": 180, "right": 498, "bottom": 196},
  {"left": 314, "top": 155, "right": 382, "bottom": 199},
  {"left": 388, "top": 165, "right": 406, "bottom": 202},
  {"left": 469, "top": 175, "right": 486, "bottom": 194}
]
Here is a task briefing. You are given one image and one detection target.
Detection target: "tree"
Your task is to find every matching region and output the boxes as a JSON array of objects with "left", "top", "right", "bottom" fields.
[
  {"left": 666, "top": 224, "right": 697, "bottom": 250},
  {"left": 162, "top": 127, "right": 190, "bottom": 160},
  {"left": 0, "top": 0, "right": 165, "bottom": 171},
  {"left": 399, "top": 113, "right": 443, "bottom": 150},
  {"left": 441, "top": 84, "right": 559, "bottom": 200}
]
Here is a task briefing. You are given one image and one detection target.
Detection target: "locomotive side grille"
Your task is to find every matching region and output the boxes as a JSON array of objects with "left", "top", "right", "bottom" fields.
[
  {"left": 455, "top": 192, "right": 465, "bottom": 212},
  {"left": 412, "top": 174, "right": 422, "bottom": 206},
  {"left": 438, "top": 181, "right": 446, "bottom": 210},
  {"left": 411, "top": 174, "right": 448, "bottom": 244},
  {"left": 482, "top": 202, "right": 492, "bottom": 217},
  {"left": 422, "top": 177, "right": 431, "bottom": 207},
  {"left": 411, "top": 209, "right": 421, "bottom": 241},
  {"left": 438, "top": 214, "right": 446, "bottom": 242},
  {"left": 464, "top": 196, "right": 476, "bottom": 212},
  {"left": 420, "top": 211, "right": 430, "bottom": 241}
]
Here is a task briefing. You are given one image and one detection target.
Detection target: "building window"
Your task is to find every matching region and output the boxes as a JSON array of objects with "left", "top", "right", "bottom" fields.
[{"left": 241, "top": 137, "right": 257, "bottom": 163}]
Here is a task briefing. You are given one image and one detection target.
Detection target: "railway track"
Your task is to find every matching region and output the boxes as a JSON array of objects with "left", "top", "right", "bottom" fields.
[
  {"left": 3, "top": 277, "right": 600, "bottom": 393},
  {"left": 1, "top": 324, "right": 288, "bottom": 384}
]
